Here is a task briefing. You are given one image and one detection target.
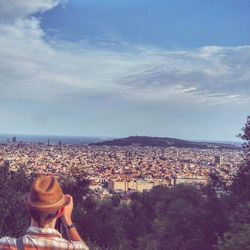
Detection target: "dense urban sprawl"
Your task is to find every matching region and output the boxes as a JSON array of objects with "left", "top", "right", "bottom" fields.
[{"left": 0, "top": 140, "right": 243, "bottom": 199}]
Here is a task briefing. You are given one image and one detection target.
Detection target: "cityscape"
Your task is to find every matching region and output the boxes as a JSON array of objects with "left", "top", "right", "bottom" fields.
[{"left": 0, "top": 136, "right": 243, "bottom": 200}]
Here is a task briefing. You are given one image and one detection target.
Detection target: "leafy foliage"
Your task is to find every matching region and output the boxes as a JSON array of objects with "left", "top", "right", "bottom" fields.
[
  {"left": 231, "top": 116, "right": 250, "bottom": 202},
  {"left": 0, "top": 165, "right": 31, "bottom": 236},
  {"left": 216, "top": 203, "right": 250, "bottom": 250}
]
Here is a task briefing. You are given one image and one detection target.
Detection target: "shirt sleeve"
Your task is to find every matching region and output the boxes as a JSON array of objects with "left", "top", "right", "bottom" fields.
[
  {"left": 0, "top": 237, "right": 15, "bottom": 249},
  {"left": 71, "top": 240, "right": 89, "bottom": 250}
]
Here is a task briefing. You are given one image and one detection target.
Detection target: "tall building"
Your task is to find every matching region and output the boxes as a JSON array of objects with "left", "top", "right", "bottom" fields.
[
  {"left": 161, "top": 148, "right": 165, "bottom": 158},
  {"left": 126, "top": 151, "right": 133, "bottom": 160},
  {"left": 12, "top": 137, "right": 17, "bottom": 143},
  {"left": 214, "top": 155, "right": 223, "bottom": 165},
  {"left": 59, "top": 140, "right": 62, "bottom": 150}
]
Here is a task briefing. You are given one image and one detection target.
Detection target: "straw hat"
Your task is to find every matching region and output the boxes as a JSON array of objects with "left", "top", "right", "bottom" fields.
[{"left": 23, "top": 175, "right": 69, "bottom": 212}]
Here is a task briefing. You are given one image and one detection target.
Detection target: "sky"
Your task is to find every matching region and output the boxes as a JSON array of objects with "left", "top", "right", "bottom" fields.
[{"left": 0, "top": 0, "right": 249, "bottom": 141}]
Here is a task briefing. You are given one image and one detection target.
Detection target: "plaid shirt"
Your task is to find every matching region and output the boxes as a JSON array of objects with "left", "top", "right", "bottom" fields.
[{"left": 0, "top": 226, "right": 89, "bottom": 250}]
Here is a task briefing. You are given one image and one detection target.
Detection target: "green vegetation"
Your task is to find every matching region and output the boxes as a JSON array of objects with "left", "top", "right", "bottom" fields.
[
  {"left": 0, "top": 116, "right": 249, "bottom": 249},
  {"left": 91, "top": 135, "right": 239, "bottom": 150}
]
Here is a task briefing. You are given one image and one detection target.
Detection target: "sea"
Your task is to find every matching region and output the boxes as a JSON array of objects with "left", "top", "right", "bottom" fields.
[
  {"left": 0, "top": 134, "right": 111, "bottom": 145},
  {"left": 0, "top": 134, "right": 242, "bottom": 147}
]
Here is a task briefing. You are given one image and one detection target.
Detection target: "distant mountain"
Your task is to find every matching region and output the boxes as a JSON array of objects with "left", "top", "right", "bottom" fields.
[{"left": 89, "top": 136, "right": 241, "bottom": 150}]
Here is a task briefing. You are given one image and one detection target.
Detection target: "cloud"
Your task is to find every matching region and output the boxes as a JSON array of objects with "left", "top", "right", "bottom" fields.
[
  {"left": 118, "top": 45, "right": 250, "bottom": 104},
  {"left": 0, "top": 1, "right": 249, "bottom": 108},
  {"left": 0, "top": 0, "right": 65, "bottom": 20}
]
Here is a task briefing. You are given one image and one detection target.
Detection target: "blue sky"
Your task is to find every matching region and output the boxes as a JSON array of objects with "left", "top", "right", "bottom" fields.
[
  {"left": 0, "top": 0, "right": 249, "bottom": 141},
  {"left": 41, "top": 0, "right": 250, "bottom": 48}
]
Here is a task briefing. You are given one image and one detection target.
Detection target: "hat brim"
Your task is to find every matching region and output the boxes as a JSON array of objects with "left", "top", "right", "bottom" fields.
[{"left": 23, "top": 193, "right": 70, "bottom": 212}]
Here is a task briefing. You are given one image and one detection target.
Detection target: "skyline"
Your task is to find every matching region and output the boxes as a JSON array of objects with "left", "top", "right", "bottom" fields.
[
  {"left": 0, "top": 133, "right": 243, "bottom": 144},
  {"left": 0, "top": 0, "right": 249, "bottom": 141}
]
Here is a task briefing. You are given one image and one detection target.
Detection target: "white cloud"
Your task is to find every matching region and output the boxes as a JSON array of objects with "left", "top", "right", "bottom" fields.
[
  {"left": 118, "top": 45, "right": 250, "bottom": 105},
  {"left": 0, "top": 1, "right": 249, "bottom": 107},
  {"left": 0, "top": 0, "right": 65, "bottom": 20}
]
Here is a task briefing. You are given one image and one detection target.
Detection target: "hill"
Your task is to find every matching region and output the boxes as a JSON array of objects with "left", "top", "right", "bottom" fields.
[{"left": 90, "top": 136, "right": 241, "bottom": 149}]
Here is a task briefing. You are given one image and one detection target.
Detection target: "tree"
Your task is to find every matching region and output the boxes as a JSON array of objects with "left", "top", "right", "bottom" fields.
[
  {"left": 216, "top": 224, "right": 250, "bottom": 250},
  {"left": 231, "top": 116, "right": 250, "bottom": 202},
  {"left": 216, "top": 203, "right": 250, "bottom": 250},
  {"left": 217, "top": 116, "right": 250, "bottom": 250},
  {"left": 0, "top": 165, "right": 31, "bottom": 236},
  {"left": 239, "top": 115, "right": 250, "bottom": 156}
]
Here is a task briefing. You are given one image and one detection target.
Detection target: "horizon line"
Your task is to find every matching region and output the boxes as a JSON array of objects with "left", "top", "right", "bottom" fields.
[{"left": 0, "top": 132, "right": 243, "bottom": 143}]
